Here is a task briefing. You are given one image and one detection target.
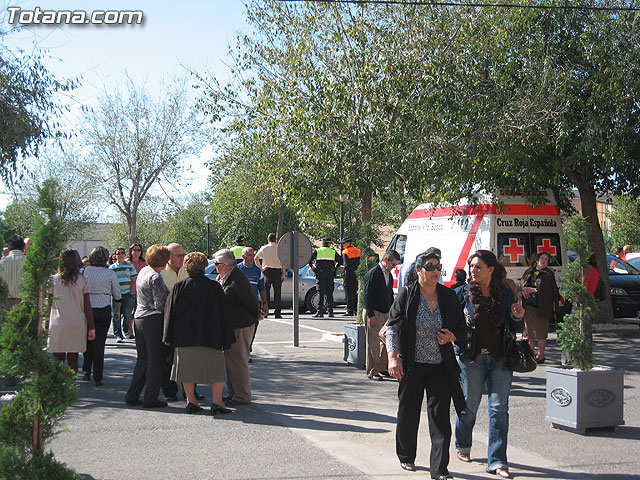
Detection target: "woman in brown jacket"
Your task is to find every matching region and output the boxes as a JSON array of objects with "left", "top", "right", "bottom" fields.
[{"left": 519, "top": 251, "right": 559, "bottom": 363}]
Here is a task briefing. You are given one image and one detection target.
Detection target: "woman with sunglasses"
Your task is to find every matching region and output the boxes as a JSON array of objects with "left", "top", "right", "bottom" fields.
[
  {"left": 386, "top": 248, "right": 467, "bottom": 480},
  {"left": 454, "top": 250, "right": 525, "bottom": 479},
  {"left": 127, "top": 243, "right": 147, "bottom": 274}
]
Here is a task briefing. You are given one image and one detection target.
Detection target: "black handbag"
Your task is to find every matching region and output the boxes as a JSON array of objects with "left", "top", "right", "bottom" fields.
[{"left": 504, "top": 332, "right": 537, "bottom": 373}]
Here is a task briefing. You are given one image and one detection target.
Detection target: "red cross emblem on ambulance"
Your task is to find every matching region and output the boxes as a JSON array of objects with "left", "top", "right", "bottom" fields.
[
  {"left": 503, "top": 238, "right": 525, "bottom": 263},
  {"left": 392, "top": 265, "right": 400, "bottom": 289},
  {"left": 537, "top": 238, "right": 557, "bottom": 256}
]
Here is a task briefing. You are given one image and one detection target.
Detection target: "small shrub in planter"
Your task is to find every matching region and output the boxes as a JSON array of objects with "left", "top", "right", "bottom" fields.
[{"left": 546, "top": 216, "right": 624, "bottom": 433}]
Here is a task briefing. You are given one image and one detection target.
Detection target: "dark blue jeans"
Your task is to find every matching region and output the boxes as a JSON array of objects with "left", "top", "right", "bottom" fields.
[
  {"left": 112, "top": 293, "right": 135, "bottom": 338},
  {"left": 455, "top": 354, "right": 513, "bottom": 472}
]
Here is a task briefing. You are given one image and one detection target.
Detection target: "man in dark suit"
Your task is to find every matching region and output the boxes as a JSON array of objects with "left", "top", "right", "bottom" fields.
[
  {"left": 213, "top": 248, "right": 260, "bottom": 406},
  {"left": 363, "top": 250, "right": 400, "bottom": 381}
]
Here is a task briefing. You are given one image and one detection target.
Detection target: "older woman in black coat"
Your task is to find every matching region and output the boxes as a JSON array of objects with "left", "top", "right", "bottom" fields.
[
  {"left": 386, "top": 248, "right": 467, "bottom": 480},
  {"left": 163, "top": 252, "right": 235, "bottom": 415}
]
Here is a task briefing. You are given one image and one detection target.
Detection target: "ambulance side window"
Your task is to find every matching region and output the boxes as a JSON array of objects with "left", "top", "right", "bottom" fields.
[
  {"left": 530, "top": 233, "right": 562, "bottom": 266},
  {"left": 496, "top": 233, "right": 531, "bottom": 267},
  {"left": 388, "top": 234, "right": 407, "bottom": 264}
]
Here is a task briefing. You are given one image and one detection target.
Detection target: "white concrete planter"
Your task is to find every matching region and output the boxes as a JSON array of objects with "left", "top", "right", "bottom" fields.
[
  {"left": 343, "top": 323, "right": 366, "bottom": 369},
  {"left": 546, "top": 365, "right": 624, "bottom": 434}
]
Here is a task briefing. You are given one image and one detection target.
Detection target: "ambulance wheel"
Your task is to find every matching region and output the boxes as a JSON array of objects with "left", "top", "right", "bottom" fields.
[{"left": 305, "top": 289, "right": 319, "bottom": 314}]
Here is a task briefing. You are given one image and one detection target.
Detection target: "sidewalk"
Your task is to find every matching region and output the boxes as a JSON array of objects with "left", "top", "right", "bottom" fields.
[{"left": 48, "top": 309, "right": 640, "bottom": 479}]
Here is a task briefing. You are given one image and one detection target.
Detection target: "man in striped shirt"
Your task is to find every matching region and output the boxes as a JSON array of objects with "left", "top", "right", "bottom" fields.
[{"left": 109, "top": 248, "right": 137, "bottom": 342}]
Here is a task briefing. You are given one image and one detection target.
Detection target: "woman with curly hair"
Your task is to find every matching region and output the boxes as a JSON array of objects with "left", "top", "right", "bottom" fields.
[{"left": 454, "top": 250, "right": 525, "bottom": 479}]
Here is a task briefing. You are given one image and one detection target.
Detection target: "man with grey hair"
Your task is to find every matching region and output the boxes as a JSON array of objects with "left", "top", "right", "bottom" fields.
[
  {"left": 214, "top": 248, "right": 260, "bottom": 406},
  {"left": 363, "top": 250, "right": 400, "bottom": 381}
]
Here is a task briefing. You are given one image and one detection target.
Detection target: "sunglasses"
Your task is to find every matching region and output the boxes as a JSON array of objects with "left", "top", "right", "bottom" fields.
[{"left": 418, "top": 263, "right": 443, "bottom": 272}]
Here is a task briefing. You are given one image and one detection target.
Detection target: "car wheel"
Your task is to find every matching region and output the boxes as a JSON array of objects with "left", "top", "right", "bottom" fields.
[{"left": 305, "top": 288, "right": 319, "bottom": 314}]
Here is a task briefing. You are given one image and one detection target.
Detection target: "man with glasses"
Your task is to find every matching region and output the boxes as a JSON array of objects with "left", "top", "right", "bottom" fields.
[
  {"left": 109, "top": 248, "right": 137, "bottom": 343},
  {"left": 363, "top": 250, "right": 400, "bottom": 381}
]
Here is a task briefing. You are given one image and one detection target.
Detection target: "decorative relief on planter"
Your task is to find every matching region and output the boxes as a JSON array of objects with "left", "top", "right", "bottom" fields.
[
  {"left": 585, "top": 389, "right": 615, "bottom": 408},
  {"left": 347, "top": 337, "right": 356, "bottom": 351},
  {"left": 550, "top": 387, "right": 572, "bottom": 407}
]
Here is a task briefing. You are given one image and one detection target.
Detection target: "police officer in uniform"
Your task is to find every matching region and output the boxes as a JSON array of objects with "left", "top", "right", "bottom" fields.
[
  {"left": 231, "top": 235, "right": 246, "bottom": 264},
  {"left": 309, "top": 237, "right": 342, "bottom": 317},
  {"left": 341, "top": 237, "right": 361, "bottom": 316}
]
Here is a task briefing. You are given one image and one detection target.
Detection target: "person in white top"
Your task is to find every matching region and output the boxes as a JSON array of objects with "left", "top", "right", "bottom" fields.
[{"left": 255, "top": 233, "right": 285, "bottom": 318}]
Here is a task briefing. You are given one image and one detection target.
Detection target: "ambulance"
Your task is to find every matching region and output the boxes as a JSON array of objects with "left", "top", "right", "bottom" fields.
[{"left": 387, "top": 190, "right": 568, "bottom": 290}]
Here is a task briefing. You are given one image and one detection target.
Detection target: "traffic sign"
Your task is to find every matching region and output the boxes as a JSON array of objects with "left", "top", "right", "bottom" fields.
[{"left": 277, "top": 231, "right": 313, "bottom": 270}]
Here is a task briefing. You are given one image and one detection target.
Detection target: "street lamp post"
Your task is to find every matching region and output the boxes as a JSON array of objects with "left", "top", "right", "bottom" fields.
[
  {"left": 204, "top": 215, "right": 213, "bottom": 258},
  {"left": 339, "top": 194, "right": 347, "bottom": 243}
]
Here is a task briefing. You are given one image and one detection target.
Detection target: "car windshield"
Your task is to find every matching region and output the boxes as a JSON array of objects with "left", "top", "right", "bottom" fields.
[{"left": 608, "top": 255, "right": 640, "bottom": 275}]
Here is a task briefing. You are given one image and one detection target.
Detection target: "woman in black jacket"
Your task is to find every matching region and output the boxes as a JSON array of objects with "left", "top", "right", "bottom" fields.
[
  {"left": 163, "top": 252, "right": 235, "bottom": 415},
  {"left": 386, "top": 248, "right": 467, "bottom": 480}
]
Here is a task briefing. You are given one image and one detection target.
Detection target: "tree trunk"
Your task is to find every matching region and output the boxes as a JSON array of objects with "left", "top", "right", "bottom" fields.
[
  {"left": 577, "top": 182, "right": 614, "bottom": 323},
  {"left": 361, "top": 190, "right": 372, "bottom": 223},
  {"left": 128, "top": 210, "right": 137, "bottom": 246},
  {"left": 276, "top": 204, "right": 285, "bottom": 240}
]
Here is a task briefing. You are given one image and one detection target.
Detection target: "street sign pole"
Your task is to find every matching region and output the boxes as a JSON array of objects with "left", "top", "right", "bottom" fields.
[
  {"left": 292, "top": 232, "right": 299, "bottom": 346},
  {"left": 277, "top": 231, "right": 312, "bottom": 347}
]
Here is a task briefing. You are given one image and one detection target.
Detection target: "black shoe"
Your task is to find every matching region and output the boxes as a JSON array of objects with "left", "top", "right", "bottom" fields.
[
  {"left": 343, "top": 311, "right": 354, "bottom": 316},
  {"left": 274, "top": 314, "right": 283, "bottom": 319},
  {"left": 380, "top": 370, "right": 390, "bottom": 377},
  {"left": 165, "top": 395, "right": 178, "bottom": 402},
  {"left": 536, "top": 357, "right": 546, "bottom": 364},
  {"left": 400, "top": 462, "right": 416, "bottom": 471},
  {"left": 211, "top": 403, "right": 232, "bottom": 415},
  {"left": 248, "top": 357, "right": 253, "bottom": 364},
  {"left": 312, "top": 312, "right": 324, "bottom": 318},
  {"left": 369, "top": 374, "right": 384, "bottom": 381},
  {"left": 328, "top": 311, "right": 334, "bottom": 317},
  {"left": 186, "top": 402, "right": 204, "bottom": 414},
  {"left": 225, "top": 398, "right": 250, "bottom": 407},
  {"left": 126, "top": 399, "right": 143, "bottom": 406},
  {"left": 95, "top": 380, "right": 103, "bottom": 387},
  {"left": 143, "top": 400, "right": 168, "bottom": 409},
  {"left": 82, "top": 373, "right": 90, "bottom": 381}
]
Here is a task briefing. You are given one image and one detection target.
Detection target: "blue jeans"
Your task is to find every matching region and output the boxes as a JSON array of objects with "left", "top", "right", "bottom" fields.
[
  {"left": 112, "top": 293, "right": 135, "bottom": 338},
  {"left": 455, "top": 354, "right": 513, "bottom": 472}
]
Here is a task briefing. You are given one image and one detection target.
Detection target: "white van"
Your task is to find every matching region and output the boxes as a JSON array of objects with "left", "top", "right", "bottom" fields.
[{"left": 387, "top": 190, "right": 567, "bottom": 290}]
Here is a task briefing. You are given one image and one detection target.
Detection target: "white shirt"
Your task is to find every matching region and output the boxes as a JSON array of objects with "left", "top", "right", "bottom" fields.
[{"left": 256, "top": 242, "right": 282, "bottom": 269}]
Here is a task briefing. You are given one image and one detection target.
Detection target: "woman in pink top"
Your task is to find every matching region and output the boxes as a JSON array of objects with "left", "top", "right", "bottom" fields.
[{"left": 128, "top": 243, "right": 147, "bottom": 274}]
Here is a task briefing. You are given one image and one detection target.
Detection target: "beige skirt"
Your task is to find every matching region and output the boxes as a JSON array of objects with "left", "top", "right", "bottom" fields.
[
  {"left": 524, "top": 306, "right": 549, "bottom": 341},
  {"left": 170, "top": 346, "right": 227, "bottom": 384}
]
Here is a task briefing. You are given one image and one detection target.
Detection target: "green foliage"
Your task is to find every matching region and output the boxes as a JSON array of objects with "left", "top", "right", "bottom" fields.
[
  {"left": 0, "top": 179, "right": 78, "bottom": 469},
  {"left": 609, "top": 195, "right": 640, "bottom": 247},
  {"left": 0, "top": 446, "right": 80, "bottom": 480},
  {"left": 0, "top": 30, "right": 76, "bottom": 184},
  {"left": 557, "top": 216, "right": 595, "bottom": 370}
]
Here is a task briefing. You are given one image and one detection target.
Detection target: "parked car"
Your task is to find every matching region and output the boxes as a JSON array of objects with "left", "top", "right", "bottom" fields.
[
  {"left": 566, "top": 251, "right": 640, "bottom": 318},
  {"left": 205, "top": 262, "right": 345, "bottom": 314}
]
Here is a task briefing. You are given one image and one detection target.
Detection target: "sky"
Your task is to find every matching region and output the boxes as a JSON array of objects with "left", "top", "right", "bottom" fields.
[{"left": 1, "top": 0, "right": 249, "bottom": 211}]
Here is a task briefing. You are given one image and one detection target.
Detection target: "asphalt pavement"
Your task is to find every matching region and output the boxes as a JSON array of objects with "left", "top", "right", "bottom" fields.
[{"left": 47, "top": 309, "right": 640, "bottom": 480}]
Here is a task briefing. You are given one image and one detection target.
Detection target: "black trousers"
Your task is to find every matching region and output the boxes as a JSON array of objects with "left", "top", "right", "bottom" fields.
[
  {"left": 125, "top": 314, "right": 165, "bottom": 406},
  {"left": 396, "top": 362, "right": 452, "bottom": 478},
  {"left": 344, "top": 270, "right": 358, "bottom": 313},
  {"left": 263, "top": 268, "right": 282, "bottom": 315},
  {"left": 83, "top": 306, "right": 111, "bottom": 382},
  {"left": 317, "top": 273, "right": 334, "bottom": 313},
  {"left": 161, "top": 343, "right": 178, "bottom": 397}
]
